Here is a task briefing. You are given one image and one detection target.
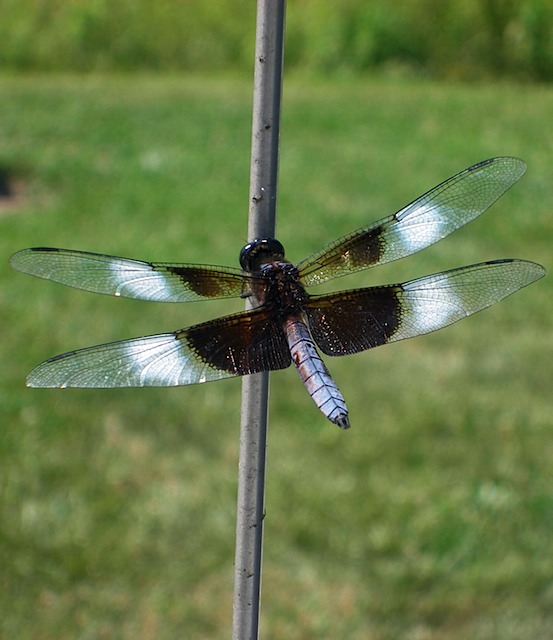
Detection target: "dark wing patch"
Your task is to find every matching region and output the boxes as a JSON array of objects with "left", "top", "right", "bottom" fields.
[
  {"left": 184, "top": 307, "right": 291, "bottom": 376},
  {"left": 305, "top": 288, "right": 402, "bottom": 355}
]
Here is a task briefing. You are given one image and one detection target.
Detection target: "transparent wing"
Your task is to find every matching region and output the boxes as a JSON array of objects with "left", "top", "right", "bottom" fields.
[
  {"left": 10, "top": 247, "right": 251, "bottom": 302},
  {"left": 298, "top": 157, "right": 527, "bottom": 286},
  {"left": 305, "top": 259, "right": 545, "bottom": 355},
  {"left": 26, "top": 307, "right": 291, "bottom": 388}
]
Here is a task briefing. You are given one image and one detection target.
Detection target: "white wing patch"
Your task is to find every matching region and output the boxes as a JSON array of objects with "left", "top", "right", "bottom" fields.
[
  {"left": 108, "top": 261, "right": 176, "bottom": 301},
  {"left": 26, "top": 333, "right": 238, "bottom": 388},
  {"left": 388, "top": 203, "right": 447, "bottom": 258}
]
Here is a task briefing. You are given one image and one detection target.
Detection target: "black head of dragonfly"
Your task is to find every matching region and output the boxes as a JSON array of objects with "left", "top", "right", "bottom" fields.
[
  {"left": 239, "top": 238, "right": 285, "bottom": 272},
  {"left": 10, "top": 157, "right": 545, "bottom": 429}
]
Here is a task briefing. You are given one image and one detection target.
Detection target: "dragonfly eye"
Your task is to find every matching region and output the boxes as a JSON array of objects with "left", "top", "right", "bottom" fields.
[{"left": 239, "top": 238, "right": 285, "bottom": 272}]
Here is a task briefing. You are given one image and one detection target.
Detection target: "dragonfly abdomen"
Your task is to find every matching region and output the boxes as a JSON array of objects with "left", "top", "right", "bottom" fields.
[{"left": 283, "top": 315, "right": 350, "bottom": 429}]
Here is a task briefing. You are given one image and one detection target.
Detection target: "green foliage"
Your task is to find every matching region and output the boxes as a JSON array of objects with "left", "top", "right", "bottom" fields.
[
  {"left": 1, "top": 0, "right": 553, "bottom": 79},
  {"left": 1, "top": 73, "right": 552, "bottom": 639},
  {"left": 0, "top": 0, "right": 255, "bottom": 72},
  {"left": 287, "top": 0, "right": 553, "bottom": 80}
]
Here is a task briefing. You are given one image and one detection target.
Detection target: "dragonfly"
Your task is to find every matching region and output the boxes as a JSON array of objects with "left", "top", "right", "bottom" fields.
[{"left": 10, "top": 157, "right": 545, "bottom": 429}]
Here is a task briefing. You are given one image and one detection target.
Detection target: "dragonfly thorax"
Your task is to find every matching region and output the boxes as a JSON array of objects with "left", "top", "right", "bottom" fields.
[{"left": 260, "top": 261, "right": 308, "bottom": 314}]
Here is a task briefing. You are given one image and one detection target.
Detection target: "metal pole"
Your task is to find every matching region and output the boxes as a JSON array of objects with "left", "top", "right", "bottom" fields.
[{"left": 232, "top": 1, "right": 286, "bottom": 639}]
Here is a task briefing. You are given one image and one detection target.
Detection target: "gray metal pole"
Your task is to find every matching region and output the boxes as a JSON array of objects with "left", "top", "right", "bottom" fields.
[{"left": 232, "top": 1, "right": 286, "bottom": 638}]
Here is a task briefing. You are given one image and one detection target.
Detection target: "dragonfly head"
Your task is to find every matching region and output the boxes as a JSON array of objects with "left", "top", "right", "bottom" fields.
[{"left": 240, "top": 238, "right": 285, "bottom": 272}]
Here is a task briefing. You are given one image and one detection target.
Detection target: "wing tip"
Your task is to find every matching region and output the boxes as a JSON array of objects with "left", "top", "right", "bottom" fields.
[{"left": 469, "top": 156, "right": 526, "bottom": 172}]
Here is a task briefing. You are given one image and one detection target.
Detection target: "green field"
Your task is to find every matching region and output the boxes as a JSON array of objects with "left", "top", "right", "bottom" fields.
[{"left": 1, "top": 73, "right": 551, "bottom": 640}]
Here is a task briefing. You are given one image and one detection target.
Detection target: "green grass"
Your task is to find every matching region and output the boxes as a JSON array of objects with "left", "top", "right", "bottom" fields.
[{"left": 1, "top": 73, "right": 552, "bottom": 640}]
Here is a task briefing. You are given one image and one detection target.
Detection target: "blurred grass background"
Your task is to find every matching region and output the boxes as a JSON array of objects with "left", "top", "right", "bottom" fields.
[
  {"left": 1, "top": 0, "right": 553, "bottom": 80},
  {"left": 1, "top": 2, "right": 552, "bottom": 640}
]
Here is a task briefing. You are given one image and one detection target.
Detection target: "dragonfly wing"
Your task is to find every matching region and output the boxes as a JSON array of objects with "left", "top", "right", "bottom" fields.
[
  {"left": 27, "top": 307, "right": 291, "bottom": 388},
  {"left": 305, "top": 259, "right": 545, "bottom": 355},
  {"left": 10, "top": 247, "right": 251, "bottom": 302},
  {"left": 298, "top": 157, "right": 526, "bottom": 286}
]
